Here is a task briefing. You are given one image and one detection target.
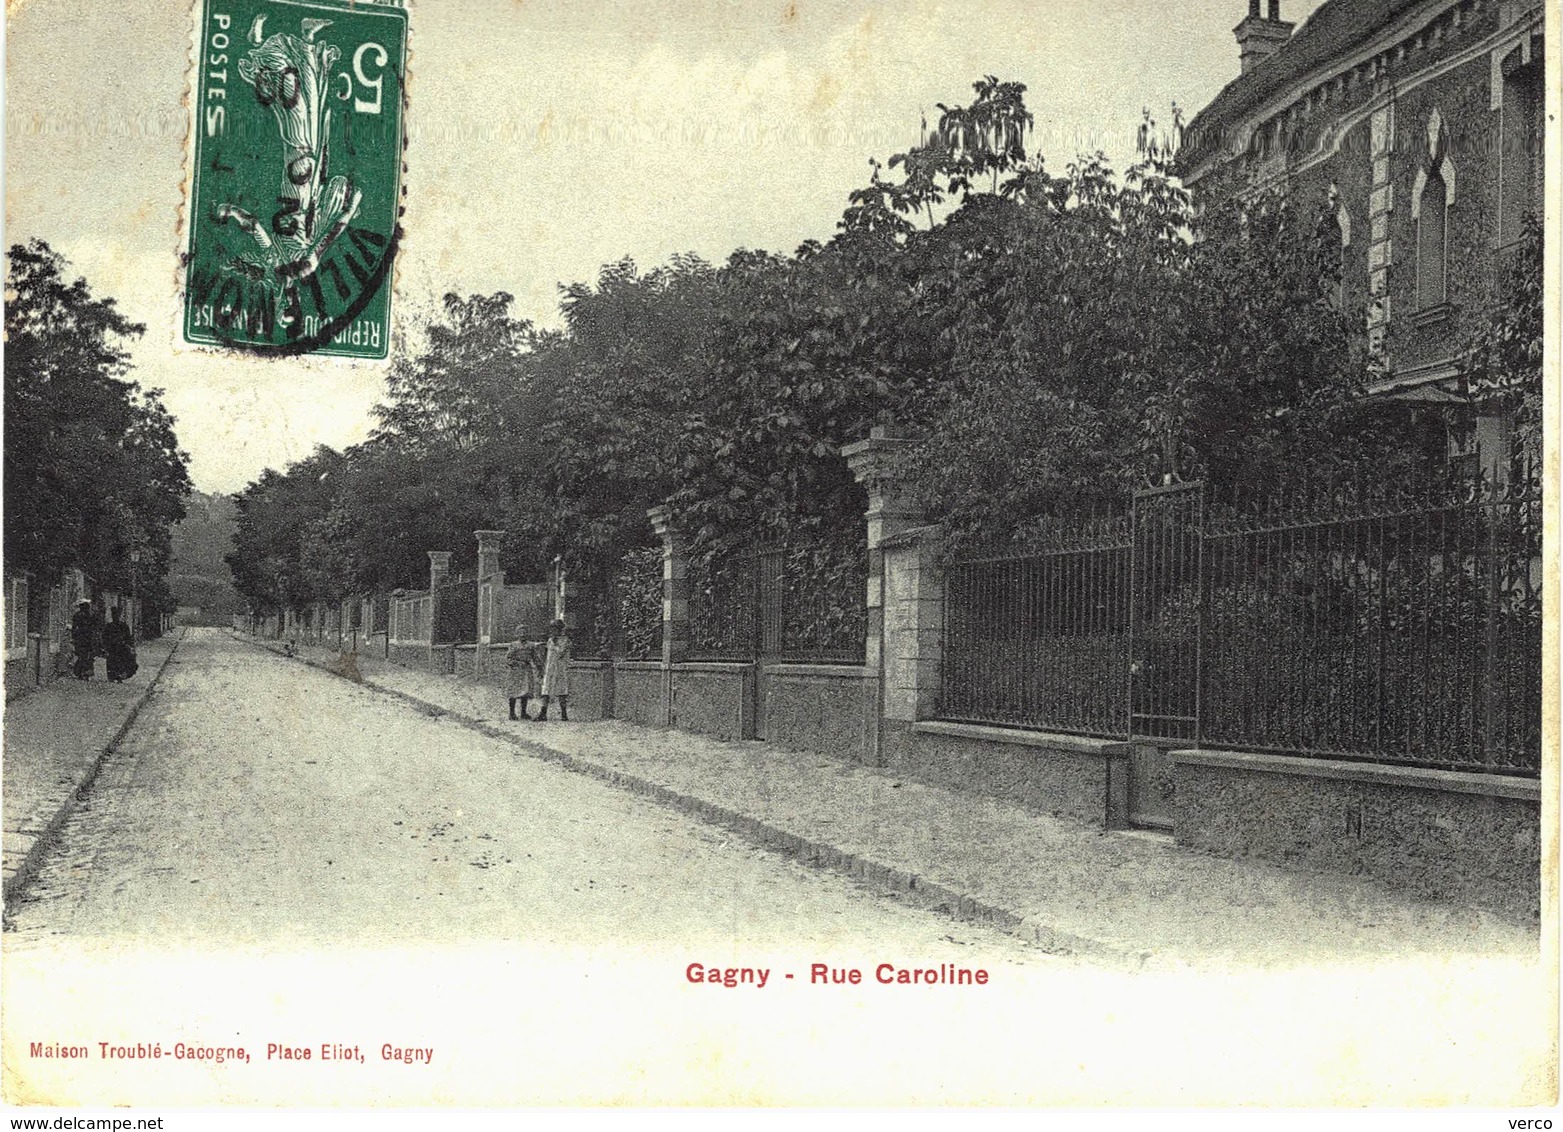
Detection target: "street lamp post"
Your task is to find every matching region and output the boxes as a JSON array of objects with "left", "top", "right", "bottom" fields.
[{"left": 129, "top": 548, "right": 142, "bottom": 639}]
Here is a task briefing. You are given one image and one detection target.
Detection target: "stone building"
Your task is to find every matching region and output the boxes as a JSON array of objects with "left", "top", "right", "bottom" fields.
[{"left": 1179, "top": 0, "right": 1544, "bottom": 465}]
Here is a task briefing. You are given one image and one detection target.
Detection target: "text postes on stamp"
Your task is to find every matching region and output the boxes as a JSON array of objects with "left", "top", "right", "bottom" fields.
[{"left": 184, "top": 0, "right": 406, "bottom": 360}]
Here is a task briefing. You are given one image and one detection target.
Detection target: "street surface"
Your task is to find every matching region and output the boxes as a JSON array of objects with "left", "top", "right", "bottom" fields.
[
  {"left": 1, "top": 630, "right": 1549, "bottom": 1107},
  {"left": 5, "top": 630, "right": 1034, "bottom": 957}
]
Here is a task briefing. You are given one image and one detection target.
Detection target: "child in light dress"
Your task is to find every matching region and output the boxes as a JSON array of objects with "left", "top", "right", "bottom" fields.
[
  {"left": 536, "top": 618, "right": 571, "bottom": 721},
  {"left": 505, "top": 631, "right": 544, "bottom": 721}
]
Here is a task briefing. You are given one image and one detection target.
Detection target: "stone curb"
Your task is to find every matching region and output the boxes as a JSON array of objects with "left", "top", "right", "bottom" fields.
[
  {"left": 2, "top": 629, "right": 188, "bottom": 913},
  {"left": 241, "top": 634, "right": 1153, "bottom": 968}
]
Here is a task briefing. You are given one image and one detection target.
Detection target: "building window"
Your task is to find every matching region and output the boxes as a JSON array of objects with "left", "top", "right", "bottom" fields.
[
  {"left": 1416, "top": 169, "right": 1448, "bottom": 307},
  {"left": 1500, "top": 57, "right": 1543, "bottom": 245},
  {"left": 1412, "top": 110, "right": 1454, "bottom": 311},
  {"left": 1317, "top": 185, "right": 1350, "bottom": 310}
]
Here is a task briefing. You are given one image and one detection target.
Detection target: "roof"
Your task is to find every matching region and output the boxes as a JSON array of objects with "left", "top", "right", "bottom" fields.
[{"left": 1181, "top": 0, "right": 1424, "bottom": 167}]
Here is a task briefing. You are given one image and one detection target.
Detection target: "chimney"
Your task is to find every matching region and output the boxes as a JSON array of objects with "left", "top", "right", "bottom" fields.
[{"left": 1234, "top": 0, "right": 1295, "bottom": 74}]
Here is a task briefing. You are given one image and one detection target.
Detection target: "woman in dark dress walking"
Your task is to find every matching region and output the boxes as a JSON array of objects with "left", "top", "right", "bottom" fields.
[
  {"left": 103, "top": 608, "right": 137, "bottom": 683},
  {"left": 70, "top": 600, "right": 97, "bottom": 680}
]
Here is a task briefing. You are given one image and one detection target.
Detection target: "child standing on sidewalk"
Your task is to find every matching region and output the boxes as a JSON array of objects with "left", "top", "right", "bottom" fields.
[
  {"left": 536, "top": 618, "right": 571, "bottom": 721},
  {"left": 506, "top": 631, "right": 544, "bottom": 721}
]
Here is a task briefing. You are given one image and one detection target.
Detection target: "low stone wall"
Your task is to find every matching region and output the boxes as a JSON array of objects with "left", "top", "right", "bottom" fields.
[
  {"left": 9, "top": 639, "right": 72, "bottom": 697},
  {"left": 1172, "top": 749, "right": 1542, "bottom": 920},
  {"left": 760, "top": 664, "right": 877, "bottom": 764},
  {"left": 670, "top": 663, "right": 754, "bottom": 741},
  {"left": 41, "top": 642, "right": 66, "bottom": 687},
  {"left": 4, "top": 648, "right": 33, "bottom": 698},
  {"left": 388, "top": 642, "right": 430, "bottom": 669},
  {"left": 890, "top": 721, "right": 1128, "bottom": 826},
  {"left": 613, "top": 662, "right": 666, "bottom": 727},
  {"left": 364, "top": 632, "right": 389, "bottom": 659},
  {"left": 566, "top": 661, "right": 613, "bottom": 721},
  {"left": 453, "top": 645, "right": 478, "bottom": 678}
]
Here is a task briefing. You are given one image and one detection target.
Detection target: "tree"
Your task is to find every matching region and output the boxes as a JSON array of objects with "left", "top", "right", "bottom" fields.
[
  {"left": 373, "top": 292, "right": 536, "bottom": 454},
  {"left": 365, "top": 291, "right": 550, "bottom": 582},
  {"left": 227, "top": 446, "right": 346, "bottom": 613},
  {"left": 5, "top": 240, "right": 192, "bottom": 609},
  {"left": 1461, "top": 214, "right": 1543, "bottom": 453},
  {"left": 224, "top": 75, "right": 1435, "bottom": 584},
  {"left": 893, "top": 144, "right": 1418, "bottom": 549},
  {"left": 168, "top": 491, "right": 248, "bottom": 621},
  {"left": 525, "top": 255, "right": 721, "bottom": 562},
  {"left": 887, "top": 75, "right": 1034, "bottom": 225}
]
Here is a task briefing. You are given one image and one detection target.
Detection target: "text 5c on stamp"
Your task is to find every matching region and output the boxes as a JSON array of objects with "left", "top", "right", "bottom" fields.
[{"left": 184, "top": 0, "right": 407, "bottom": 359}]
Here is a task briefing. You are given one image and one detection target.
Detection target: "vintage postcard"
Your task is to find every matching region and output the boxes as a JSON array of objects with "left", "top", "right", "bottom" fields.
[{"left": 2, "top": 0, "right": 1557, "bottom": 1117}]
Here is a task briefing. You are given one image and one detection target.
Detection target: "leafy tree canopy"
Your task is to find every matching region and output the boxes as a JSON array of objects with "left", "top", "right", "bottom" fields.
[
  {"left": 5, "top": 240, "right": 192, "bottom": 610},
  {"left": 228, "top": 76, "right": 1455, "bottom": 602},
  {"left": 1460, "top": 214, "right": 1543, "bottom": 453}
]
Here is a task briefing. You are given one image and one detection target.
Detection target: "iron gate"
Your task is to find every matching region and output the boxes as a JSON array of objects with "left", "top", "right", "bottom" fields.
[
  {"left": 1125, "top": 481, "right": 1205, "bottom": 829},
  {"left": 1128, "top": 481, "right": 1205, "bottom": 744}
]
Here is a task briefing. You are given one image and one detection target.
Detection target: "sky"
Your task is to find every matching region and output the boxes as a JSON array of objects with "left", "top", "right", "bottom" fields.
[{"left": 5, "top": 0, "right": 1329, "bottom": 493}]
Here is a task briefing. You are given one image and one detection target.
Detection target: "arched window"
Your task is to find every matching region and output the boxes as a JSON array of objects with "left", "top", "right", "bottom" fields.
[
  {"left": 1416, "top": 168, "right": 1448, "bottom": 308},
  {"left": 1412, "top": 111, "right": 1453, "bottom": 311},
  {"left": 1320, "top": 184, "right": 1350, "bottom": 310},
  {"left": 1500, "top": 55, "right": 1543, "bottom": 245}
]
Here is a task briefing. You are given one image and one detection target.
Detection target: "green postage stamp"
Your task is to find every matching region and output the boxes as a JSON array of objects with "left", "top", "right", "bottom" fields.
[{"left": 183, "top": 0, "right": 407, "bottom": 359}]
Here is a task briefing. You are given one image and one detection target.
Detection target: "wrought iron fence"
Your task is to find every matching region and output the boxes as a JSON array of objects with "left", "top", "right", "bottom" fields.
[
  {"left": 687, "top": 535, "right": 868, "bottom": 664},
  {"left": 390, "top": 591, "right": 431, "bottom": 644},
  {"left": 619, "top": 547, "right": 664, "bottom": 660},
  {"left": 570, "top": 548, "right": 663, "bottom": 661},
  {"left": 493, "top": 582, "right": 552, "bottom": 644},
  {"left": 775, "top": 538, "right": 869, "bottom": 663},
  {"left": 433, "top": 577, "right": 479, "bottom": 645},
  {"left": 566, "top": 559, "right": 614, "bottom": 661},
  {"left": 943, "top": 511, "right": 1131, "bottom": 738},
  {"left": 687, "top": 550, "right": 757, "bottom": 660},
  {"left": 941, "top": 468, "right": 1543, "bottom": 775},
  {"left": 554, "top": 560, "right": 598, "bottom": 659},
  {"left": 1130, "top": 484, "right": 1204, "bottom": 743},
  {"left": 562, "top": 544, "right": 659, "bottom": 659},
  {"left": 45, "top": 583, "right": 68, "bottom": 655}
]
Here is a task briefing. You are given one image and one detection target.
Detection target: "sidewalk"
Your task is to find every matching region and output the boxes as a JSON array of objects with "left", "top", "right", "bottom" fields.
[
  {"left": 2, "top": 631, "right": 183, "bottom": 906},
  {"left": 258, "top": 635, "right": 1537, "bottom": 967}
]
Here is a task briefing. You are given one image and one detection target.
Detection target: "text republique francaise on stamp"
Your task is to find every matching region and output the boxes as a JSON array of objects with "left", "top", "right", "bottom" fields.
[{"left": 182, "top": 0, "right": 407, "bottom": 359}]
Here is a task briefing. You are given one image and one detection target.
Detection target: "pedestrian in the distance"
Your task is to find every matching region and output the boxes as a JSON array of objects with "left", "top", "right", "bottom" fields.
[
  {"left": 70, "top": 600, "right": 96, "bottom": 680},
  {"left": 506, "top": 630, "right": 543, "bottom": 721},
  {"left": 536, "top": 618, "right": 570, "bottom": 721},
  {"left": 103, "top": 607, "right": 138, "bottom": 683}
]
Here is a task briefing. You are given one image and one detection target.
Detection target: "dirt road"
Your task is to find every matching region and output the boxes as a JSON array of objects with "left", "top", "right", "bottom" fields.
[
  {"left": 2, "top": 630, "right": 1547, "bottom": 1106},
  {"left": 6, "top": 630, "right": 1034, "bottom": 955}
]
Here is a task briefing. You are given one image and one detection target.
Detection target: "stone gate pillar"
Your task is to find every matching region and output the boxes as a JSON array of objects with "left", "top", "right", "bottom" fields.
[
  {"left": 474, "top": 530, "right": 505, "bottom": 675},
  {"left": 390, "top": 589, "right": 406, "bottom": 649},
  {"left": 427, "top": 550, "right": 453, "bottom": 590},
  {"left": 426, "top": 551, "right": 452, "bottom": 670},
  {"left": 844, "top": 426, "right": 942, "bottom": 768},
  {"left": 475, "top": 530, "right": 505, "bottom": 584},
  {"left": 647, "top": 505, "right": 688, "bottom": 668},
  {"left": 551, "top": 556, "right": 582, "bottom": 637},
  {"left": 647, "top": 505, "right": 686, "bottom": 728}
]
